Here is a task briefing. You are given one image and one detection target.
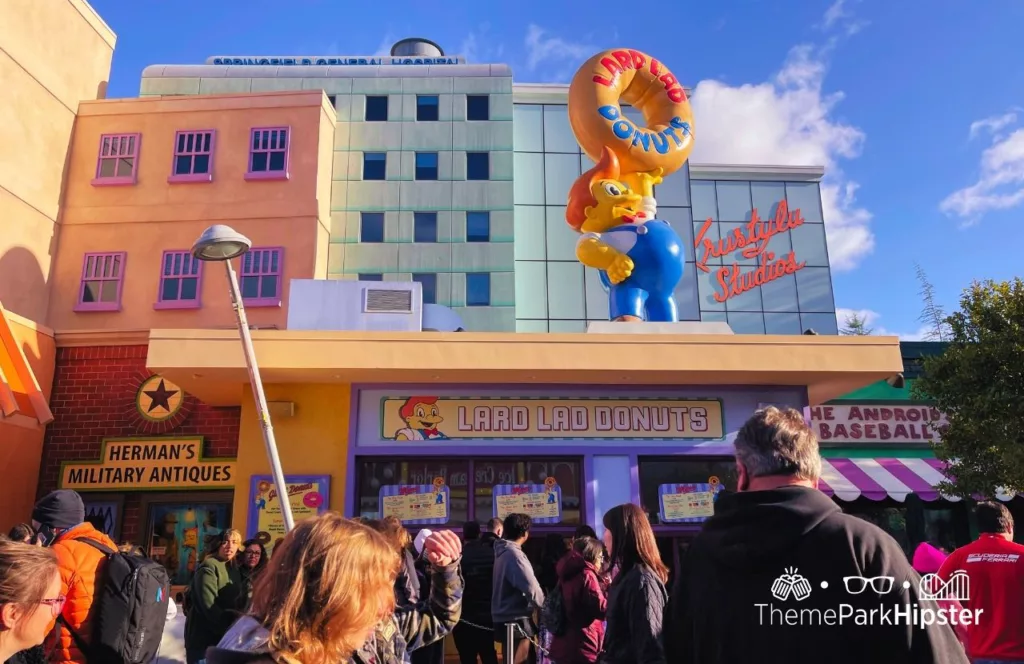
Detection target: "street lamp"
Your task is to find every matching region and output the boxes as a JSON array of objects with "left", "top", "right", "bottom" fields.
[{"left": 192, "top": 225, "right": 295, "bottom": 532}]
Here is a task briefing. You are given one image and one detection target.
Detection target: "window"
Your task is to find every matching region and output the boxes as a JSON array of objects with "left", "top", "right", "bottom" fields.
[
  {"left": 416, "top": 95, "right": 439, "bottom": 121},
  {"left": 240, "top": 248, "right": 283, "bottom": 307},
  {"left": 365, "top": 95, "right": 388, "bottom": 121},
  {"left": 246, "top": 127, "right": 289, "bottom": 180},
  {"left": 466, "top": 152, "right": 489, "bottom": 181},
  {"left": 638, "top": 457, "right": 739, "bottom": 525},
  {"left": 415, "top": 152, "right": 438, "bottom": 181},
  {"left": 75, "top": 252, "right": 126, "bottom": 312},
  {"left": 169, "top": 130, "right": 214, "bottom": 183},
  {"left": 93, "top": 134, "right": 140, "bottom": 185},
  {"left": 360, "top": 213, "right": 385, "bottom": 243},
  {"left": 466, "top": 273, "right": 490, "bottom": 306},
  {"left": 363, "top": 152, "right": 386, "bottom": 180},
  {"left": 359, "top": 273, "right": 384, "bottom": 281},
  {"left": 413, "top": 273, "right": 438, "bottom": 304},
  {"left": 327, "top": 94, "right": 337, "bottom": 108},
  {"left": 414, "top": 212, "right": 438, "bottom": 243},
  {"left": 155, "top": 251, "right": 202, "bottom": 309},
  {"left": 466, "top": 211, "right": 490, "bottom": 242},
  {"left": 466, "top": 95, "right": 490, "bottom": 121}
]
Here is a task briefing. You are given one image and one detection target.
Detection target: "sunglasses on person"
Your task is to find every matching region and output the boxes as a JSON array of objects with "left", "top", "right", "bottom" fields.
[{"left": 40, "top": 595, "right": 66, "bottom": 618}]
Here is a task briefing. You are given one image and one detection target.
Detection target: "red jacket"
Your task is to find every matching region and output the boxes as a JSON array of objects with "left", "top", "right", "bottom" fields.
[
  {"left": 50, "top": 523, "right": 118, "bottom": 664},
  {"left": 549, "top": 552, "right": 607, "bottom": 664}
]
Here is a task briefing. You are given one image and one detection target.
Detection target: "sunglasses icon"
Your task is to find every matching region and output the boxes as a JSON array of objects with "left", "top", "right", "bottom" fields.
[{"left": 842, "top": 576, "right": 894, "bottom": 594}]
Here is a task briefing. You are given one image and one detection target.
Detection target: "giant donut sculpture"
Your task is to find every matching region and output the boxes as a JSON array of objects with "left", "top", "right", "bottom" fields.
[{"left": 568, "top": 48, "right": 695, "bottom": 177}]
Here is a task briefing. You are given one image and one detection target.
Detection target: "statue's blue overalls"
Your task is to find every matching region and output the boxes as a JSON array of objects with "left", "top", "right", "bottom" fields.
[{"left": 584, "top": 219, "right": 685, "bottom": 321}]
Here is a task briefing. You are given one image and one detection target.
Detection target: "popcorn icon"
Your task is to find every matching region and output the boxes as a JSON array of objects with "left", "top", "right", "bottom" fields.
[{"left": 771, "top": 567, "right": 813, "bottom": 602}]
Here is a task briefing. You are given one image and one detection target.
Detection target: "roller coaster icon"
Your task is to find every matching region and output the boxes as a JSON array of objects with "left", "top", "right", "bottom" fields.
[{"left": 919, "top": 570, "right": 970, "bottom": 601}]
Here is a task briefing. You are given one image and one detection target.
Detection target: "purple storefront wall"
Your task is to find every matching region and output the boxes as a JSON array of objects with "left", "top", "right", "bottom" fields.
[{"left": 344, "top": 384, "right": 809, "bottom": 532}]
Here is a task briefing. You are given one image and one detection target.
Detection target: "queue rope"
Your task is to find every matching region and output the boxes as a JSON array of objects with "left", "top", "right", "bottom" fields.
[{"left": 455, "top": 618, "right": 551, "bottom": 656}]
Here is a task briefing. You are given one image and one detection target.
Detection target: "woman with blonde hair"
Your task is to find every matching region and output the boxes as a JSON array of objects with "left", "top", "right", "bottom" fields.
[
  {"left": 0, "top": 540, "right": 63, "bottom": 664},
  {"left": 206, "top": 513, "right": 464, "bottom": 664},
  {"left": 185, "top": 528, "right": 243, "bottom": 664}
]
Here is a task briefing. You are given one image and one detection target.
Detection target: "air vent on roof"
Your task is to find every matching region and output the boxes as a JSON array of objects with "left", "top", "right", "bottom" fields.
[{"left": 364, "top": 288, "right": 413, "bottom": 313}]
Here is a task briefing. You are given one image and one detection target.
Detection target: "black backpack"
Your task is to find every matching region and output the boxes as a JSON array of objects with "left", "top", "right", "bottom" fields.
[
  {"left": 59, "top": 538, "right": 171, "bottom": 664},
  {"left": 540, "top": 583, "right": 568, "bottom": 637}
]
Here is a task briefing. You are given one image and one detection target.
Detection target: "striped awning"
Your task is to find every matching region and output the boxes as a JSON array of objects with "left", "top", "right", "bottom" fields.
[{"left": 819, "top": 457, "right": 1017, "bottom": 503}]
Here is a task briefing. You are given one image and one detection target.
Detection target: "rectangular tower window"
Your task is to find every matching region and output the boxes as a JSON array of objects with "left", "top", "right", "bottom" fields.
[
  {"left": 414, "top": 212, "right": 438, "bottom": 243},
  {"left": 359, "top": 273, "right": 384, "bottom": 281},
  {"left": 361, "top": 212, "right": 385, "bottom": 243},
  {"left": 467, "top": 152, "right": 490, "bottom": 181},
  {"left": 415, "top": 152, "right": 439, "bottom": 180},
  {"left": 365, "top": 95, "right": 389, "bottom": 121},
  {"left": 417, "top": 95, "right": 440, "bottom": 121},
  {"left": 155, "top": 250, "right": 203, "bottom": 309},
  {"left": 466, "top": 211, "right": 491, "bottom": 242},
  {"left": 170, "top": 130, "right": 214, "bottom": 182},
  {"left": 466, "top": 273, "right": 491, "bottom": 306},
  {"left": 240, "top": 248, "right": 283, "bottom": 307},
  {"left": 466, "top": 95, "right": 490, "bottom": 121},
  {"left": 413, "top": 273, "right": 438, "bottom": 304},
  {"left": 363, "top": 152, "right": 386, "bottom": 180}
]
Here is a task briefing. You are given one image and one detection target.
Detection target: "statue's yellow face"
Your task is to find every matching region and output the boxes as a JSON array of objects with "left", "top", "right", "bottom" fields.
[{"left": 581, "top": 179, "right": 644, "bottom": 233}]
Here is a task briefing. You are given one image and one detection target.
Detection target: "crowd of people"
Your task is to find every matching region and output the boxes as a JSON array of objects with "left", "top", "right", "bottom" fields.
[{"left": 0, "top": 407, "right": 1021, "bottom": 664}]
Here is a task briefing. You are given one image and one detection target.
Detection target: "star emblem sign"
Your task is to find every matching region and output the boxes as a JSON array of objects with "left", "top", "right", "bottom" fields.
[{"left": 136, "top": 375, "right": 184, "bottom": 421}]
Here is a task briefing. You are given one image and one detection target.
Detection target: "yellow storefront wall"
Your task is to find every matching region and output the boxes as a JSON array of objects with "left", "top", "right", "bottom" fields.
[{"left": 232, "top": 383, "right": 351, "bottom": 532}]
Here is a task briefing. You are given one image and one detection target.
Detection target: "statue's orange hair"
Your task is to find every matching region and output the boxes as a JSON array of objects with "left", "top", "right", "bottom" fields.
[{"left": 565, "top": 146, "right": 621, "bottom": 232}]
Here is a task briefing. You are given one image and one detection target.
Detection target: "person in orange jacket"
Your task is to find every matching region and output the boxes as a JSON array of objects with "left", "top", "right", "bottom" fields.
[{"left": 31, "top": 489, "right": 118, "bottom": 664}]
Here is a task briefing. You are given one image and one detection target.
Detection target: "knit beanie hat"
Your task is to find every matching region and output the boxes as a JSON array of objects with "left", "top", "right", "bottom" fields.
[{"left": 32, "top": 490, "right": 85, "bottom": 529}]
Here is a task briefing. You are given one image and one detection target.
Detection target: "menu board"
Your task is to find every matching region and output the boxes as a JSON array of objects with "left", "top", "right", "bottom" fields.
[
  {"left": 379, "top": 483, "right": 451, "bottom": 525},
  {"left": 493, "top": 479, "right": 562, "bottom": 524},
  {"left": 658, "top": 482, "right": 720, "bottom": 523},
  {"left": 248, "top": 475, "right": 330, "bottom": 558}
]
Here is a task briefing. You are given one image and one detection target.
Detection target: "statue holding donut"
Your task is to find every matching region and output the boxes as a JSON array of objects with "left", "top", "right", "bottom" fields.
[{"left": 565, "top": 48, "right": 695, "bottom": 322}]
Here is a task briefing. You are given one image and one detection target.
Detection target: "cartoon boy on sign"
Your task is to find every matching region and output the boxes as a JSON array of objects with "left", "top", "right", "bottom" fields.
[{"left": 393, "top": 397, "right": 450, "bottom": 441}]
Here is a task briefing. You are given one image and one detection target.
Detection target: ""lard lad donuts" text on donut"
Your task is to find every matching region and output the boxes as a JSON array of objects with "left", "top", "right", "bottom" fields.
[{"left": 568, "top": 48, "right": 695, "bottom": 177}]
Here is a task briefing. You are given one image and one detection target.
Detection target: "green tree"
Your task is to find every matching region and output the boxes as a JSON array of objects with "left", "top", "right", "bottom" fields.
[
  {"left": 915, "top": 263, "right": 951, "bottom": 341},
  {"left": 841, "top": 312, "right": 874, "bottom": 336},
  {"left": 913, "top": 278, "right": 1024, "bottom": 498}
]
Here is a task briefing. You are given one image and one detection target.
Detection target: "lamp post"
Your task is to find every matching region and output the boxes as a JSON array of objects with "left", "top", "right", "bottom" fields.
[{"left": 191, "top": 224, "right": 295, "bottom": 532}]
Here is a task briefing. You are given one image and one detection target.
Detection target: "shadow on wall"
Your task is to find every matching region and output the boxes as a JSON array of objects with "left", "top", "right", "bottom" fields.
[{"left": 0, "top": 246, "right": 47, "bottom": 324}]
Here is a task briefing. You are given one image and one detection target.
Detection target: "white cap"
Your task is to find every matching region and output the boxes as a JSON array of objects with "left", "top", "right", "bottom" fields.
[{"left": 414, "top": 529, "right": 432, "bottom": 555}]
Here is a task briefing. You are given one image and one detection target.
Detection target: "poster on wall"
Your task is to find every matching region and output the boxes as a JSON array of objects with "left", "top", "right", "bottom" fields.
[
  {"left": 248, "top": 475, "right": 330, "bottom": 558},
  {"left": 492, "top": 479, "right": 562, "bottom": 524},
  {"left": 81, "top": 499, "right": 122, "bottom": 541},
  {"left": 379, "top": 481, "right": 450, "bottom": 525},
  {"left": 658, "top": 483, "right": 721, "bottom": 523},
  {"left": 147, "top": 502, "right": 231, "bottom": 586}
]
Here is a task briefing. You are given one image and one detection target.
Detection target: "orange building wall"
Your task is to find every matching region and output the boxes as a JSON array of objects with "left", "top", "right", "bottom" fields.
[
  {"left": 0, "top": 312, "right": 56, "bottom": 531},
  {"left": 48, "top": 92, "right": 337, "bottom": 332},
  {"left": 0, "top": 0, "right": 115, "bottom": 324}
]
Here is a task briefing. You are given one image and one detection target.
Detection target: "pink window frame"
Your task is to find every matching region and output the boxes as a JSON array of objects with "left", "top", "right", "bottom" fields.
[
  {"left": 245, "top": 127, "right": 290, "bottom": 181},
  {"left": 168, "top": 130, "right": 215, "bottom": 183},
  {"left": 154, "top": 250, "right": 204, "bottom": 310},
  {"left": 240, "top": 247, "right": 284, "bottom": 307},
  {"left": 74, "top": 252, "right": 127, "bottom": 312},
  {"left": 92, "top": 133, "right": 141, "bottom": 186}
]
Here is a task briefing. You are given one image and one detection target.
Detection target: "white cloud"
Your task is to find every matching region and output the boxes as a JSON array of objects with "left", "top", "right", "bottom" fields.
[
  {"left": 374, "top": 32, "right": 397, "bottom": 57},
  {"left": 523, "top": 24, "right": 594, "bottom": 81},
  {"left": 969, "top": 111, "right": 1017, "bottom": 140},
  {"left": 835, "top": 308, "right": 929, "bottom": 339},
  {"left": 821, "top": 0, "right": 870, "bottom": 36},
  {"left": 691, "top": 44, "right": 874, "bottom": 270},
  {"left": 940, "top": 112, "right": 1024, "bottom": 225},
  {"left": 459, "top": 23, "right": 505, "bottom": 64}
]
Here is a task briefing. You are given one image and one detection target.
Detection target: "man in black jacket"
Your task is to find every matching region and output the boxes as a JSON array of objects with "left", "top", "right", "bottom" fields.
[
  {"left": 453, "top": 520, "right": 500, "bottom": 664},
  {"left": 666, "top": 407, "right": 969, "bottom": 664}
]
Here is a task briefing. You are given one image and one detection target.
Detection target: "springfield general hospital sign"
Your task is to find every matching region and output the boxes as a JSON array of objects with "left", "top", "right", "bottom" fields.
[{"left": 206, "top": 55, "right": 465, "bottom": 66}]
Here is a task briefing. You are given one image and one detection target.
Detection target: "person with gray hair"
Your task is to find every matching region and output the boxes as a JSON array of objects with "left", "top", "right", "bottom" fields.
[{"left": 665, "top": 407, "right": 967, "bottom": 664}]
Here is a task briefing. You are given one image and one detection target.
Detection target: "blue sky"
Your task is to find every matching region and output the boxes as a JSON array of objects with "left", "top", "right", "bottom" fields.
[{"left": 90, "top": 0, "right": 1024, "bottom": 338}]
